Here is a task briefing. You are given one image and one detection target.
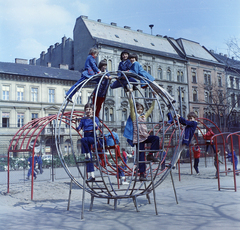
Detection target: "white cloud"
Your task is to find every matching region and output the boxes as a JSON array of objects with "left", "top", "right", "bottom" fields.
[{"left": 16, "top": 38, "right": 47, "bottom": 59}]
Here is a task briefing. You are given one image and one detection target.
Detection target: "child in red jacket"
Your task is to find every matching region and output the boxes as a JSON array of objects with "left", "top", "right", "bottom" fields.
[
  {"left": 192, "top": 143, "right": 201, "bottom": 175},
  {"left": 203, "top": 128, "right": 216, "bottom": 154}
]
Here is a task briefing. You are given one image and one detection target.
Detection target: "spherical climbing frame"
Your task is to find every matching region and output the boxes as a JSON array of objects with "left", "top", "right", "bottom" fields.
[{"left": 55, "top": 71, "right": 183, "bottom": 218}]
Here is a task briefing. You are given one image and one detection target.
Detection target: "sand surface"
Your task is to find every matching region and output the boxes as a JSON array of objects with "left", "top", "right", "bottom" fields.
[{"left": 1, "top": 162, "right": 240, "bottom": 230}]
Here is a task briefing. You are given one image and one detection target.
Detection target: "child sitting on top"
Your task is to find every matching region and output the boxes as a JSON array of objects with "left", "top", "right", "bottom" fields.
[
  {"left": 110, "top": 50, "right": 138, "bottom": 91},
  {"left": 92, "top": 59, "right": 112, "bottom": 117},
  {"left": 128, "top": 53, "right": 175, "bottom": 105},
  {"left": 65, "top": 47, "right": 100, "bottom": 102},
  {"left": 77, "top": 103, "right": 99, "bottom": 182},
  {"left": 124, "top": 90, "right": 160, "bottom": 181}
]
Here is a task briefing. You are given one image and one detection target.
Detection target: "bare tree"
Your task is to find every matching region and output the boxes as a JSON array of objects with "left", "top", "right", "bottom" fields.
[
  {"left": 199, "top": 81, "right": 238, "bottom": 131},
  {"left": 226, "top": 37, "right": 240, "bottom": 61}
]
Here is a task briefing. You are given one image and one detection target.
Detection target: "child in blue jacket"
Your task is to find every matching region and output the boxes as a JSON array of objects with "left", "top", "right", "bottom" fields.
[
  {"left": 128, "top": 53, "right": 175, "bottom": 104},
  {"left": 110, "top": 50, "right": 137, "bottom": 90},
  {"left": 77, "top": 103, "right": 100, "bottom": 182},
  {"left": 176, "top": 112, "right": 198, "bottom": 147},
  {"left": 226, "top": 149, "right": 239, "bottom": 174},
  {"left": 65, "top": 47, "right": 100, "bottom": 102}
]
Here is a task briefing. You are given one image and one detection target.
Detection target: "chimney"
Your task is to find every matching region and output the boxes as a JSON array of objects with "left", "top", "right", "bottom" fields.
[
  {"left": 224, "top": 54, "right": 228, "bottom": 57},
  {"left": 62, "top": 36, "right": 67, "bottom": 48},
  {"left": 15, "top": 58, "right": 28, "bottom": 64},
  {"left": 210, "top": 50, "right": 214, "bottom": 53},
  {"left": 29, "top": 58, "right": 36, "bottom": 65},
  {"left": 47, "top": 62, "right": 51, "bottom": 67},
  {"left": 59, "top": 64, "right": 69, "bottom": 70},
  {"left": 40, "top": 51, "right": 45, "bottom": 60},
  {"left": 219, "top": 53, "right": 223, "bottom": 55},
  {"left": 55, "top": 43, "right": 59, "bottom": 48},
  {"left": 111, "top": 22, "right": 117, "bottom": 26},
  {"left": 97, "top": 19, "right": 101, "bottom": 22},
  {"left": 232, "top": 57, "right": 235, "bottom": 60},
  {"left": 48, "top": 45, "right": 53, "bottom": 53},
  {"left": 156, "top": 34, "right": 162, "bottom": 37},
  {"left": 81, "top": 15, "right": 88, "bottom": 19},
  {"left": 124, "top": 26, "right": 131, "bottom": 29},
  {"left": 137, "top": 29, "right": 143, "bottom": 32}
]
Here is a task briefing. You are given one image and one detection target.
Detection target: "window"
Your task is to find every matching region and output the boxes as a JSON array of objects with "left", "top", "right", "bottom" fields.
[
  {"left": 211, "top": 113, "right": 215, "bottom": 122},
  {"left": 143, "top": 65, "right": 151, "bottom": 75},
  {"left": 181, "top": 71, "right": 184, "bottom": 82},
  {"left": 134, "top": 90, "right": 138, "bottom": 97},
  {"left": 177, "top": 71, "right": 183, "bottom": 82},
  {"left": 147, "top": 66, "right": 151, "bottom": 75},
  {"left": 204, "top": 72, "right": 211, "bottom": 85},
  {"left": 2, "top": 112, "right": 9, "bottom": 127},
  {"left": 105, "top": 107, "right": 109, "bottom": 121},
  {"left": 109, "top": 108, "right": 114, "bottom": 121},
  {"left": 87, "top": 92, "right": 91, "bottom": 101},
  {"left": 205, "top": 92, "right": 209, "bottom": 103},
  {"left": 238, "top": 95, "right": 240, "bottom": 108},
  {"left": 236, "top": 79, "right": 239, "bottom": 90},
  {"left": 218, "top": 74, "right": 222, "bottom": 87},
  {"left": 17, "top": 87, "right": 24, "bottom": 101},
  {"left": 193, "top": 89, "right": 197, "bottom": 102},
  {"left": 32, "top": 113, "right": 38, "bottom": 119},
  {"left": 209, "top": 92, "right": 212, "bottom": 103},
  {"left": 230, "top": 77, "right": 234, "bottom": 88},
  {"left": 145, "top": 88, "right": 152, "bottom": 98},
  {"left": 167, "top": 69, "right": 171, "bottom": 81},
  {"left": 122, "top": 109, "right": 127, "bottom": 121},
  {"left": 181, "top": 91, "right": 185, "bottom": 102},
  {"left": 49, "top": 89, "right": 55, "bottom": 103},
  {"left": 177, "top": 71, "right": 180, "bottom": 82},
  {"left": 2, "top": 86, "right": 9, "bottom": 100},
  {"left": 17, "top": 113, "right": 24, "bottom": 127},
  {"left": 108, "top": 60, "right": 112, "bottom": 71},
  {"left": 192, "top": 71, "right": 197, "bottom": 83},
  {"left": 77, "top": 92, "right": 82, "bottom": 104},
  {"left": 157, "top": 68, "right": 162, "bottom": 80},
  {"left": 108, "top": 87, "right": 113, "bottom": 96},
  {"left": 31, "top": 88, "right": 38, "bottom": 102}
]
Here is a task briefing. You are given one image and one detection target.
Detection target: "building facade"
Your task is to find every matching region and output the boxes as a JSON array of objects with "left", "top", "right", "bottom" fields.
[
  {"left": 3, "top": 15, "right": 237, "bottom": 156},
  {"left": 0, "top": 60, "right": 85, "bottom": 156}
]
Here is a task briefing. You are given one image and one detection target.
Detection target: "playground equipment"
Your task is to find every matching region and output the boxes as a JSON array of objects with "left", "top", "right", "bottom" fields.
[
  {"left": 55, "top": 71, "right": 184, "bottom": 218},
  {"left": 6, "top": 71, "right": 239, "bottom": 218}
]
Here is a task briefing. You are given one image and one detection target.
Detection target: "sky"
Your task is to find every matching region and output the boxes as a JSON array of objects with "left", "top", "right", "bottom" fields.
[{"left": 0, "top": 0, "right": 240, "bottom": 63}]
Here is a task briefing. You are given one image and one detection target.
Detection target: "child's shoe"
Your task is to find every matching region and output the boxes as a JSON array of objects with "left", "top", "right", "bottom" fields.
[
  {"left": 85, "top": 153, "right": 90, "bottom": 161},
  {"left": 147, "top": 154, "right": 160, "bottom": 162},
  {"left": 86, "top": 176, "right": 95, "bottom": 182},
  {"left": 139, "top": 174, "right": 147, "bottom": 181}
]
